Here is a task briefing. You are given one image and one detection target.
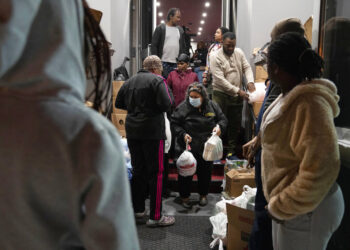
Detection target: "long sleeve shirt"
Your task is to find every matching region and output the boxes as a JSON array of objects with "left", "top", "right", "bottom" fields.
[{"left": 210, "top": 48, "right": 254, "bottom": 96}]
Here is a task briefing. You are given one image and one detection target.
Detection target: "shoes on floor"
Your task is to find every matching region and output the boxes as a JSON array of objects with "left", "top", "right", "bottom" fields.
[
  {"left": 199, "top": 196, "right": 208, "bottom": 206},
  {"left": 182, "top": 198, "right": 192, "bottom": 209},
  {"left": 146, "top": 215, "right": 175, "bottom": 227},
  {"left": 135, "top": 211, "right": 146, "bottom": 218}
]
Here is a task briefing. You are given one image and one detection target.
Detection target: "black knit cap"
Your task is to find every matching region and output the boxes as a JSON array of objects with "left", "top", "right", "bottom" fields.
[{"left": 176, "top": 53, "right": 190, "bottom": 63}]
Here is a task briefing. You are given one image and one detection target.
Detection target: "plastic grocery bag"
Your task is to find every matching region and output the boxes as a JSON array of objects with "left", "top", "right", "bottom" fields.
[
  {"left": 203, "top": 133, "right": 223, "bottom": 161},
  {"left": 231, "top": 185, "right": 257, "bottom": 209},
  {"left": 176, "top": 141, "right": 197, "bottom": 177},
  {"left": 164, "top": 113, "right": 171, "bottom": 153},
  {"left": 209, "top": 212, "right": 227, "bottom": 250},
  {"left": 120, "top": 138, "right": 133, "bottom": 180},
  {"left": 248, "top": 82, "right": 266, "bottom": 103}
]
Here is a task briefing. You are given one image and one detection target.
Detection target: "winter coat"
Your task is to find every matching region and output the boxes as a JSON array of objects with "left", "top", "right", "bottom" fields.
[
  {"left": 0, "top": 1, "right": 139, "bottom": 249},
  {"left": 151, "top": 23, "right": 186, "bottom": 59},
  {"left": 166, "top": 68, "right": 199, "bottom": 107},
  {"left": 260, "top": 78, "right": 340, "bottom": 220},
  {"left": 171, "top": 99, "right": 228, "bottom": 156},
  {"left": 115, "top": 70, "right": 173, "bottom": 140}
]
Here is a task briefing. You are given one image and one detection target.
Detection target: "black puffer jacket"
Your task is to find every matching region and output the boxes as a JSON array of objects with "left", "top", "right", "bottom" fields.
[
  {"left": 171, "top": 99, "right": 227, "bottom": 156},
  {"left": 115, "top": 70, "right": 173, "bottom": 140}
]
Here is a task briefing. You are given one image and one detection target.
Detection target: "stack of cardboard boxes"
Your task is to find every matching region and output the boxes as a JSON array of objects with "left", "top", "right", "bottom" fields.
[
  {"left": 111, "top": 81, "right": 127, "bottom": 137},
  {"left": 224, "top": 169, "right": 256, "bottom": 250},
  {"left": 253, "top": 65, "right": 268, "bottom": 118}
]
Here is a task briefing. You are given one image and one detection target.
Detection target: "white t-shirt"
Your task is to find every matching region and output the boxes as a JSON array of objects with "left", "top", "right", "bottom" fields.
[{"left": 161, "top": 25, "right": 180, "bottom": 63}]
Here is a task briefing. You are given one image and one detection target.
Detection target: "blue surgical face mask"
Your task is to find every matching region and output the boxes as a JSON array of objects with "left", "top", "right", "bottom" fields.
[{"left": 189, "top": 97, "right": 202, "bottom": 107}]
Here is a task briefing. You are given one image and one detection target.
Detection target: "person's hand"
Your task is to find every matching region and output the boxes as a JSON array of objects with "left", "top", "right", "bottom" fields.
[
  {"left": 238, "top": 89, "right": 250, "bottom": 100},
  {"left": 202, "top": 77, "right": 207, "bottom": 86},
  {"left": 202, "top": 72, "right": 208, "bottom": 86},
  {"left": 247, "top": 82, "right": 256, "bottom": 92},
  {"left": 242, "top": 136, "right": 258, "bottom": 167},
  {"left": 212, "top": 126, "right": 221, "bottom": 136},
  {"left": 184, "top": 133, "right": 192, "bottom": 143}
]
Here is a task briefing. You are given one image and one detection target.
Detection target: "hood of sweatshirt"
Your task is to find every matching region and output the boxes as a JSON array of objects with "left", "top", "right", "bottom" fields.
[
  {"left": 280, "top": 78, "right": 340, "bottom": 118},
  {"left": 0, "top": 0, "right": 86, "bottom": 104}
]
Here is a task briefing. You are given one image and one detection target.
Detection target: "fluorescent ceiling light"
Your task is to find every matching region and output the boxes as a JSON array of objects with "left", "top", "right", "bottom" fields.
[
  {"left": 200, "top": 20, "right": 205, "bottom": 24},
  {"left": 158, "top": 12, "right": 163, "bottom": 17},
  {"left": 202, "top": 13, "right": 207, "bottom": 17},
  {"left": 198, "top": 27, "right": 203, "bottom": 31},
  {"left": 205, "top": 2, "right": 210, "bottom": 7}
]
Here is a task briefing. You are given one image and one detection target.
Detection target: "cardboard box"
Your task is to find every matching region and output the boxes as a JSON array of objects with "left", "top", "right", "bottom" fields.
[
  {"left": 111, "top": 113, "right": 127, "bottom": 132},
  {"left": 252, "top": 102, "right": 263, "bottom": 118},
  {"left": 113, "top": 81, "right": 124, "bottom": 97},
  {"left": 255, "top": 65, "right": 268, "bottom": 82},
  {"left": 225, "top": 169, "right": 256, "bottom": 198},
  {"left": 112, "top": 96, "right": 127, "bottom": 114},
  {"left": 117, "top": 129, "right": 126, "bottom": 137},
  {"left": 226, "top": 203, "right": 254, "bottom": 250}
]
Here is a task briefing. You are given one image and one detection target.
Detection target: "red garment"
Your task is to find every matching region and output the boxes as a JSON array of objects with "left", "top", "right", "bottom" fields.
[{"left": 166, "top": 68, "right": 199, "bottom": 107}]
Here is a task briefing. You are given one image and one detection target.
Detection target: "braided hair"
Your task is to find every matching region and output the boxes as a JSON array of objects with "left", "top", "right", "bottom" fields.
[
  {"left": 83, "top": 0, "right": 112, "bottom": 115},
  {"left": 268, "top": 32, "right": 324, "bottom": 82}
]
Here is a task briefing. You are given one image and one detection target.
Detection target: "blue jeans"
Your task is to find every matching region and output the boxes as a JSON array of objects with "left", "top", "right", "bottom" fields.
[
  {"left": 194, "top": 67, "right": 204, "bottom": 83},
  {"left": 162, "top": 62, "right": 177, "bottom": 79}
]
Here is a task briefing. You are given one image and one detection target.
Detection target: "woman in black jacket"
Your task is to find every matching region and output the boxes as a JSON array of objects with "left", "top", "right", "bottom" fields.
[{"left": 172, "top": 83, "right": 227, "bottom": 207}]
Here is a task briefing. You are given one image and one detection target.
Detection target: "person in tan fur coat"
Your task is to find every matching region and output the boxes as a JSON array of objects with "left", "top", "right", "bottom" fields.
[{"left": 259, "top": 32, "right": 344, "bottom": 250}]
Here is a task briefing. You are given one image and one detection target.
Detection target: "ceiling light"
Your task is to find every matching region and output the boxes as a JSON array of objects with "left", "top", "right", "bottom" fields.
[
  {"left": 205, "top": 2, "right": 210, "bottom": 7},
  {"left": 198, "top": 27, "right": 203, "bottom": 31},
  {"left": 160, "top": 20, "right": 165, "bottom": 24},
  {"left": 191, "top": 38, "right": 194, "bottom": 42},
  {"left": 200, "top": 20, "right": 205, "bottom": 24},
  {"left": 158, "top": 12, "right": 163, "bottom": 17},
  {"left": 156, "top": 1, "right": 160, "bottom": 7},
  {"left": 198, "top": 32, "right": 202, "bottom": 35},
  {"left": 202, "top": 13, "right": 207, "bottom": 17}
]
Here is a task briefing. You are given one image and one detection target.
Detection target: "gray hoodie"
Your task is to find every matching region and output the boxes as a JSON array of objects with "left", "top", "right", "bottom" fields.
[{"left": 0, "top": 1, "right": 139, "bottom": 249}]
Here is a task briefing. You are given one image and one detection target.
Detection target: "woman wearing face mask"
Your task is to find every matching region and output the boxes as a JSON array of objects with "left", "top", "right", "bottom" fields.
[
  {"left": 171, "top": 83, "right": 227, "bottom": 207},
  {"left": 167, "top": 53, "right": 199, "bottom": 107}
]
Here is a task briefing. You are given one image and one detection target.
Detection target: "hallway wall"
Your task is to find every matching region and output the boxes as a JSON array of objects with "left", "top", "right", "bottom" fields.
[
  {"left": 236, "top": 0, "right": 320, "bottom": 66},
  {"left": 87, "top": 0, "right": 131, "bottom": 72}
]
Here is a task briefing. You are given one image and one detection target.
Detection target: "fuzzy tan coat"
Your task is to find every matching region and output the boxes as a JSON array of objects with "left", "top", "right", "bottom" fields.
[{"left": 261, "top": 78, "right": 340, "bottom": 220}]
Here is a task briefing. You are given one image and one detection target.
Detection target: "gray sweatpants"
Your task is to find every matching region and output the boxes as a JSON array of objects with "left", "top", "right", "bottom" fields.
[{"left": 272, "top": 183, "right": 344, "bottom": 250}]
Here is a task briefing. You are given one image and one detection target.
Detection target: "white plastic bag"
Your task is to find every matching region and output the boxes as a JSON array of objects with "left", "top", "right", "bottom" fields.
[
  {"left": 176, "top": 147, "right": 197, "bottom": 177},
  {"left": 230, "top": 185, "right": 257, "bottom": 209},
  {"left": 164, "top": 113, "right": 171, "bottom": 153},
  {"left": 209, "top": 212, "right": 227, "bottom": 250},
  {"left": 203, "top": 133, "right": 223, "bottom": 161},
  {"left": 248, "top": 82, "right": 266, "bottom": 103}
]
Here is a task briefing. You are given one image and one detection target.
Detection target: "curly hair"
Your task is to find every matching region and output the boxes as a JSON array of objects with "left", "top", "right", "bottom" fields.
[{"left": 143, "top": 55, "right": 163, "bottom": 71}]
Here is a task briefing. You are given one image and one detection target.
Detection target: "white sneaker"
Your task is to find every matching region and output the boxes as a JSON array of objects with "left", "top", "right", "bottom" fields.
[{"left": 146, "top": 215, "right": 175, "bottom": 227}]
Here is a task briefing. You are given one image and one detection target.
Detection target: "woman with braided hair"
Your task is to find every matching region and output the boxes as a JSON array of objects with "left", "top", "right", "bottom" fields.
[
  {"left": 0, "top": 0, "right": 139, "bottom": 249},
  {"left": 260, "top": 32, "right": 344, "bottom": 250}
]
